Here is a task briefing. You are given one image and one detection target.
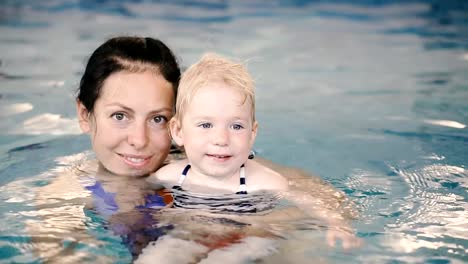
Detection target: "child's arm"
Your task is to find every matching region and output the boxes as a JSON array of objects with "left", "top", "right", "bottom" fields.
[
  {"left": 253, "top": 157, "right": 361, "bottom": 248},
  {"left": 282, "top": 187, "right": 362, "bottom": 250},
  {"left": 245, "top": 159, "right": 289, "bottom": 192}
]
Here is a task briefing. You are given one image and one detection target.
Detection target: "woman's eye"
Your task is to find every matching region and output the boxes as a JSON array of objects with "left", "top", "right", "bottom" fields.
[
  {"left": 231, "top": 124, "right": 244, "bottom": 130},
  {"left": 199, "top": 123, "right": 212, "bottom": 129},
  {"left": 153, "top": 116, "right": 168, "bottom": 124},
  {"left": 111, "top": 112, "right": 126, "bottom": 121}
]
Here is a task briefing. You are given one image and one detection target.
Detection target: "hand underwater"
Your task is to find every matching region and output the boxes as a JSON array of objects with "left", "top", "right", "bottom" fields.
[{"left": 326, "top": 225, "right": 362, "bottom": 250}]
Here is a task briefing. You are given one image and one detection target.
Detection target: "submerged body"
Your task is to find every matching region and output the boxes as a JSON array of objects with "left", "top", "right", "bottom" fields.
[{"left": 136, "top": 181, "right": 354, "bottom": 264}]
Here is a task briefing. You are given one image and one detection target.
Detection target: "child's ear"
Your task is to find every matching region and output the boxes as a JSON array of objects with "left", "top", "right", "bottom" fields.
[
  {"left": 170, "top": 118, "right": 184, "bottom": 146},
  {"left": 76, "top": 100, "right": 91, "bottom": 133},
  {"left": 250, "top": 121, "right": 258, "bottom": 143}
]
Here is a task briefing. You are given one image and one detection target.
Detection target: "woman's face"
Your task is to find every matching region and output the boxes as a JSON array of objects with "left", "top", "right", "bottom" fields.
[{"left": 77, "top": 70, "right": 174, "bottom": 176}]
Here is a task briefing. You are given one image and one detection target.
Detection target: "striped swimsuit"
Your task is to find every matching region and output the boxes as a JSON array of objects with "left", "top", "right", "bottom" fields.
[
  {"left": 171, "top": 164, "right": 276, "bottom": 214},
  {"left": 172, "top": 164, "right": 247, "bottom": 194}
]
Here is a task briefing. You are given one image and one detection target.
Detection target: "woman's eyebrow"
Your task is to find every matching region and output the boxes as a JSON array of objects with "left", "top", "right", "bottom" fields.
[
  {"left": 105, "top": 102, "right": 172, "bottom": 114},
  {"left": 149, "top": 107, "right": 173, "bottom": 114},
  {"left": 104, "top": 102, "right": 134, "bottom": 112}
]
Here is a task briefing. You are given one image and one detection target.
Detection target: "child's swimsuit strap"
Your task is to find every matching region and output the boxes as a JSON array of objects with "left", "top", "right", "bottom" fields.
[
  {"left": 173, "top": 164, "right": 191, "bottom": 190},
  {"left": 173, "top": 164, "right": 247, "bottom": 194},
  {"left": 236, "top": 164, "right": 247, "bottom": 195}
]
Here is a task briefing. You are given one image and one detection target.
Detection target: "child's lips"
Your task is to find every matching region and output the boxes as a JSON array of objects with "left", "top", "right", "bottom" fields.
[{"left": 206, "top": 154, "right": 232, "bottom": 160}]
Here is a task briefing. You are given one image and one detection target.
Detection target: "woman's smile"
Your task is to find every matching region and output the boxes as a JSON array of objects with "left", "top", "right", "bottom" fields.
[{"left": 118, "top": 153, "right": 152, "bottom": 168}]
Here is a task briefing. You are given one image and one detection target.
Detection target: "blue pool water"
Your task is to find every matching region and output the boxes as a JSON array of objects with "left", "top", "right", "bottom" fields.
[{"left": 1, "top": 0, "right": 467, "bottom": 263}]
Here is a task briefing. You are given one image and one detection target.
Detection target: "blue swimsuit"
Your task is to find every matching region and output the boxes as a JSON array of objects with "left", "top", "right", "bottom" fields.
[{"left": 84, "top": 181, "right": 171, "bottom": 257}]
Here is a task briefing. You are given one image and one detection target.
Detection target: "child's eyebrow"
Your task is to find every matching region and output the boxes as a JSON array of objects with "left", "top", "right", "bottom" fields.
[
  {"left": 191, "top": 115, "right": 250, "bottom": 122},
  {"left": 190, "top": 115, "right": 213, "bottom": 120},
  {"left": 232, "top": 116, "right": 249, "bottom": 120}
]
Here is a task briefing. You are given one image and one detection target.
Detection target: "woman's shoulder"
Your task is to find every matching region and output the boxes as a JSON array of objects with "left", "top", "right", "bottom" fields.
[{"left": 245, "top": 159, "right": 289, "bottom": 192}]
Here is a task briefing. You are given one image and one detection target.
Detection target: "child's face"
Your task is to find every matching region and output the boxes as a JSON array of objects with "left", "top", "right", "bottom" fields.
[
  {"left": 77, "top": 70, "right": 174, "bottom": 176},
  {"left": 172, "top": 82, "right": 257, "bottom": 179}
]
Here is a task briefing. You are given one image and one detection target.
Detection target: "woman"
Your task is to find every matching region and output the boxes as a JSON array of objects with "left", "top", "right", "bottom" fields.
[{"left": 30, "top": 36, "right": 181, "bottom": 262}]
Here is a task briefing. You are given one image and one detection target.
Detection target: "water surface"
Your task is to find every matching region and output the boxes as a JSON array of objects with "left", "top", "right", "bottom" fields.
[{"left": 1, "top": 1, "right": 467, "bottom": 263}]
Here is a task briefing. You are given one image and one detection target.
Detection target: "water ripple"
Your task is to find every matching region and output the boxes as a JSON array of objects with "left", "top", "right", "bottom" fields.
[
  {"left": 382, "top": 163, "right": 468, "bottom": 259},
  {"left": 8, "top": 143, "right": 47, "bottom": 154},
  {"left": 0, "top": 72, "right": 29, "bottom": 80},
  {"left": 381, "top": 129, "right": 468, "bottom": 143}
]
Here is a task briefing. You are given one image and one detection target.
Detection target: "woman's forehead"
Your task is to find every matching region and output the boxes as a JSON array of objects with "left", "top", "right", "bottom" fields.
[{"left": 98, "top": 71, "right": 174, "bottom": 107}]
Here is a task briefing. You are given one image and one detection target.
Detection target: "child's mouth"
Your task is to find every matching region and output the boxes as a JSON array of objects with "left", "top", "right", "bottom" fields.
[{"left": 207, "top": 154, "right": 232, "bottom": 160}]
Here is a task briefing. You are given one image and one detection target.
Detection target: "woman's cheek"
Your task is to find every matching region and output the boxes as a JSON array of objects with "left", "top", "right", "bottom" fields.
[{"left": 153, "top": 129, "right": 172, "bottom": 151}]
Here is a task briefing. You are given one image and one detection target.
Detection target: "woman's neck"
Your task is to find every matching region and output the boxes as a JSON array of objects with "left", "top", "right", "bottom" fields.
[
  {"left": 94, "top": 163, "right": 152, "bottom": 212},
  {"left": 95, "top": 163, "right": 149, "bottom": 192}
]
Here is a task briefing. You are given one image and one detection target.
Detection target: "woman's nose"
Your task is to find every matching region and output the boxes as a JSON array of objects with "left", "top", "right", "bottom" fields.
[{"left": 128, "top": 122, "right": 149, "bottom": 149}]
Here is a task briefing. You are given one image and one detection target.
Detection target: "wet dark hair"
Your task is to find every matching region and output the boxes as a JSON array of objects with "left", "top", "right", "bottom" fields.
[{"left": 77, "top": 36, "right": 181, "bottom": 112}]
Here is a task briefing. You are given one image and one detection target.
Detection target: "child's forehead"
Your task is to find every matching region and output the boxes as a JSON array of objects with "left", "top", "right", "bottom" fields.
[
  {"left": 191, "top": 83, "right": 246, "bottom": 102},
  {"left": 196, "top": 80, "right": 231, "bottom": 91},
  {"left": 184, "top": 86, "right": 252, "bottom": 115},
  {"left": 176, "top": 78, "right": 255, "bottom": 121}
]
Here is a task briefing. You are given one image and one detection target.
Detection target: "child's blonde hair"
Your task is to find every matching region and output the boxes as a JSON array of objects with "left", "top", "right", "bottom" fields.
[{"left": 174, "top": 53, "right": 255, "bottom": 121}]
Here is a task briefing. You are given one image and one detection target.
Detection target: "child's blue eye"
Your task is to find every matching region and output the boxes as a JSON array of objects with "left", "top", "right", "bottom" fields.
[
  {"left": 231, "top": 124, "right": 244, "bottom": 130},
  {"left": 199, "top": 123, "right": 212, "bottom": 129}
]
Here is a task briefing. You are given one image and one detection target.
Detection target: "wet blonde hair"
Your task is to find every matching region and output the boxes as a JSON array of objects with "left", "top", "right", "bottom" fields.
[{"left": 174, "top": 53, "right": 255, "bottom": 122}]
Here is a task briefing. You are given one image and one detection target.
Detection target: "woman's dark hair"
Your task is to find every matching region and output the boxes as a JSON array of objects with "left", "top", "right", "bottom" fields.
[{"left": 77, "top": 36, "right": 181, "bottom": 112}]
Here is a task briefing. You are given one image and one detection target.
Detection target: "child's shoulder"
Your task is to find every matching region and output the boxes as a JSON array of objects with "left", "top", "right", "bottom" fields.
[
  {"left": 245, "top": 159, "right": 289, "bottom": 192},
  {"left": 156, "top": 159, "right": 189, "bottom": 179},
  {"left": 147, "top": 159, "right": 189, "bottom": 187}
]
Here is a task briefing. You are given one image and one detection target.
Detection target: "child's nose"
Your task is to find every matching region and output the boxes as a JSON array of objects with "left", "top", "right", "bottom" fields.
[{"left": 212, "top": 128, "right": 229, "bottom": 146}]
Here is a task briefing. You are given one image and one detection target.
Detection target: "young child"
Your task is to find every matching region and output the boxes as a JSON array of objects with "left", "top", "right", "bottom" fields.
[
  {"left": 150, "top": 53, "right": 289, "bottom": 195},
  {"left": 139, "top": 53, "right": 360, "bottom": 264}
]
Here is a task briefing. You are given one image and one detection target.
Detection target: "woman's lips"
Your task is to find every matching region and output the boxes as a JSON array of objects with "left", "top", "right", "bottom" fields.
[{"left": 119, "top": 154, "right": 152, "bottom": 168}]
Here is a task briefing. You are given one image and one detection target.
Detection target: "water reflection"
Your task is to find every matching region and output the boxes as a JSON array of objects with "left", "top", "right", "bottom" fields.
[
  {"left": 341, "top": 157, "right": 468, "bottom": 261},
  {"left": 423, "top": 119, "right": 466, "bottom": 129},
  {"left": 9, "top": 113, "right": 81, "bottom": 136},
  {"left": 0, "top": 103, "right": 33, "bottom": 116},
  {"left": 0, "top": 153, "right": 132, "bottom": 263},
  {"left": 385, "top": 164, "right": 467, "bottom": 260}
]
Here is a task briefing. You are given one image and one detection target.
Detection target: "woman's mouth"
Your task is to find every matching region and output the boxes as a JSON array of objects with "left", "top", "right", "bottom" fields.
[{"left": 119, "top": 154, "right": 151, "bottom": 167}]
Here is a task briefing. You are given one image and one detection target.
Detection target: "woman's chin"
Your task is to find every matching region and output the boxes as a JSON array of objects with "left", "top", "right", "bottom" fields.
[
  {"left": 98, "top": 163, "right": 154, "bottom": 178},
  {"left": 120, "top": 167, "right": 153, "bottom": 177}
]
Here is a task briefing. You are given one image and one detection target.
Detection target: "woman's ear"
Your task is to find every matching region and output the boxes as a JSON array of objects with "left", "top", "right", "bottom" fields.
[
  {"left": 76, "top": 100, "right": 91, "bottom": 133},
  {"left": 169, "top": 118, "right": 184, "bottom": 146}
]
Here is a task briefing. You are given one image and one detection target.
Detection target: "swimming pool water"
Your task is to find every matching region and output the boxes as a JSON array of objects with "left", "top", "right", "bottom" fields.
[{"left": 1, "top": 0, "right": 467, "bottom": 263}]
